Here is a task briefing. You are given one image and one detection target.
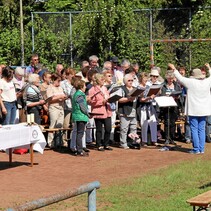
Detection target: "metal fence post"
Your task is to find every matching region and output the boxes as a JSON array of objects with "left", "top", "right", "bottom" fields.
[
  {"left": 88, "top": 188, "right": 96, "bottom": 211},
  {"left": 7, "top": 181, "right": 100, "bottom": 211}
]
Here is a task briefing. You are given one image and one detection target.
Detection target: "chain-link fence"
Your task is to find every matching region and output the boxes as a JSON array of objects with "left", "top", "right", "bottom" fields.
[{"left": 31, "top": 7, "right": 211, "bottom": 70}]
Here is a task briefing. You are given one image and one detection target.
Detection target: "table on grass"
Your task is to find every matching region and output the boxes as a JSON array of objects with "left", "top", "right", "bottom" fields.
[{"left": 0, "top": 124, "right": 46, "bottom": 167}]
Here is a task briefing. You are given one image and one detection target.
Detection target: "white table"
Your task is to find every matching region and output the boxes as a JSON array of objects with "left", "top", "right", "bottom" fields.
[{"left": 0, "top": 124, "right": 46, "bottom": 166}]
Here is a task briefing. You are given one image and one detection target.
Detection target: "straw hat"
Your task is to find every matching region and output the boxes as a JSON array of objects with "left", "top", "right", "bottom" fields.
[
  {"left": 150, "top": 68, "right": 159, "bottom": 76},
  {"left": 192, "top": 68, "right": 205, "bottom": 79}
]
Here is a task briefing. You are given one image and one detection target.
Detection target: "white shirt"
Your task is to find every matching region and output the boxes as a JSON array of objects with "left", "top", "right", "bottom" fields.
[
  {"left": 114, "top": 69, "right": 124, "bottom": 85},
  {"left": 0, "top": 79, "right": 16, "bottom": 102},
  {"left": 174, "top": 69, "right": 211, "bottom": 116}
]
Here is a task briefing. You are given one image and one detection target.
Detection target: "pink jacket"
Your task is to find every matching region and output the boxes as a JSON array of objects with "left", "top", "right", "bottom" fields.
[{"left": 88, "top": 85, "right": 112, "bottom": 119}]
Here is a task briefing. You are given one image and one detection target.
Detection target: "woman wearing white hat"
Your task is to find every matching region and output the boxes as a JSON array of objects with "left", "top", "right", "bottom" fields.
[{"left": 168, "top": 63, "right": 211, "bottom": 154}]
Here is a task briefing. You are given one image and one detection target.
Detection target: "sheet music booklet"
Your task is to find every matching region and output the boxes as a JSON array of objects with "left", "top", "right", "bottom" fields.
[
  {"left": 146, "top": 84, "right": 162, "bottom": 97},
  {"left": 170, "top": 90, "right": 182, "bottom": 97},
  {"left": 108, "top": 87, "right": 122, "bottom": 103},
  {"left": 44, "top": 96, "right": 53, "bottom": 103},
  {"left": 128, "top": 86, "right": 146, "bottom": 97}
]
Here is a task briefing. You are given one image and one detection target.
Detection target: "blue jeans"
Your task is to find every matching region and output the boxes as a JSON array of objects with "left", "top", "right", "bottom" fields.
[
  {"left": 189, "top": 116, "right": 206, "bottom": 153},
  {"left": 2, "top": 101, "right": 17, "bottom": 125}
]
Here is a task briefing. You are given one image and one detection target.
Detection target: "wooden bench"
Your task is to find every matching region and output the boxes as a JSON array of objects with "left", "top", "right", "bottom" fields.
[
  {"left": 42, "top": 127, "right": 72, "bottom": 150},
  {"left": 187, "top": 190, "right": 211, "bottom": 211}
]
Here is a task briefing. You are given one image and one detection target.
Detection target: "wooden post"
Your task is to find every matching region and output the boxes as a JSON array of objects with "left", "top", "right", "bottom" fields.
[{"left": 30, "top": 143, "right": 34, "bottom": 167}]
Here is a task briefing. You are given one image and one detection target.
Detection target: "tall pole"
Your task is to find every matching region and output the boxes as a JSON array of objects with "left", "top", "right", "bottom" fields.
[
  {"left": 149, "top": 9, "right": 154, "bottom": 66},
  {"left": 69, "top": 12, "right": 73, "bottom": 67},
  {"left": 20, "top": 0, "right": 25, "bottom": 66}
]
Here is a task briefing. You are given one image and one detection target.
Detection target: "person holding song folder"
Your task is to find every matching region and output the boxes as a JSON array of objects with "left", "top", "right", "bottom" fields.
[
  {"left": 160, "top": 70, "right": 182, "bottom": 145},
  {"left": 118, "top": 74, "right": 138, "bottom": 149},
  {"left": 88, "top": 73, "right": 112, "bottom": 151},
  {"left": 138, "top": 72, "right": 158, "bottom": 146}
]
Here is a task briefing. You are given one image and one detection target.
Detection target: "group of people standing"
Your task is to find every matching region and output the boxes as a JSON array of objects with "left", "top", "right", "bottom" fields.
[{"left": 0, "top": 53, "right": 210, "bottom": 156}]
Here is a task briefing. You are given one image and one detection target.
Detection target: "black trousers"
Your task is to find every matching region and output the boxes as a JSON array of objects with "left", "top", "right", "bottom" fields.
[
  {"left": 163, "top": 107, "right": 178, "bottom": 140},
  {"left": 76, "top": 121, "right": 86, "bottom": 153},
  {"left": 94, "top": 117, "right": 112, "bottom": 148}
]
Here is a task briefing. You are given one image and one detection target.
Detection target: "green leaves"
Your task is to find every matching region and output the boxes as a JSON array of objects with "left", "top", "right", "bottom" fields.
[{"left": 0, "top": 0, "right": 211, "bottom": 69}]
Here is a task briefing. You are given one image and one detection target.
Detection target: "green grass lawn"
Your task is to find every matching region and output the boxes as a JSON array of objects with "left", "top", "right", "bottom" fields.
[{"left": 40, "top": 158, "right": 211, "bottom": 211}]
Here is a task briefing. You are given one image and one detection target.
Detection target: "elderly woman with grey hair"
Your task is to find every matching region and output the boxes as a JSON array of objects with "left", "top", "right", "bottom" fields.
[
  {"left": 114, "top": 59, "right": 131, "bottom": 85},
  {"left": 12, "top": 67, "right": 26, "bottom": 123},
  {"left": 24, "top": 73, "right": 46, "bottom": 124},
  {"left": 118, "top": 73, "right": 137, "bottom": 149},
  {"left": 89, "top": 55, "right": 101, "bottom": 73},
  {"left": 161, "top": 70, "right": 182, "bottom": 145}
]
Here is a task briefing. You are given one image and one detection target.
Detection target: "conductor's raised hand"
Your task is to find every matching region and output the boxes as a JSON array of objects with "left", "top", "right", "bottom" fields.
[
  {"left": 205, "top": 63, "right": 211, "bottom": 70},
  {"left": 168, "top": 63, "right": 176, "bottom": 71}
]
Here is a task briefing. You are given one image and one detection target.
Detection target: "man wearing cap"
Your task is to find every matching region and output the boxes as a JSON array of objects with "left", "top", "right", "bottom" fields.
[
  {"left": 168, "top": 63, "right": 211, "bottom": 154},
  {"left": 111, "top": 56, "right": 121, "bottom": 72}
]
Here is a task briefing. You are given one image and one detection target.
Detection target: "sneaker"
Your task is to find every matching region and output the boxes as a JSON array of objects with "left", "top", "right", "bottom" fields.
[
  {"left": 120, "top": 146, "right": 130, "bottom": 149},
  {"left": 77, "top": 152, "right": 89, "bottom": 157},
  {"left": 186, "top": 139, "right": 191, "bottom": 144},
  {"left": 189, "top": 150, "right": 200, "bottom": 154},
  {"left": 151, "top": 142, "right": 158, "bottom": 146},
  {"left": 200, "top": 151, "right": 205, "bottom": 154},
  {"left": 83, "top": 148, "right": 90, "bottom": 152},
  {"left": 104, "top": 146, "right": 113, "bottom": 151},
  {"left": 170, "top": 140, "right": 177, "bottom": 145},
  {"left": 141, "top": 142, "right": 148, "bottom": 147},
  {"left": 164, "top": 140, "right": 169, "bottom": 145},
  {"left": 98, "top": 147, "right": 105, "bottom": 151}
]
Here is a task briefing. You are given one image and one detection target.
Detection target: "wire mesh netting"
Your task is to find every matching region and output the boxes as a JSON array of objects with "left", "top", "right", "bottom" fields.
[{"left": 32, "top": 8, "right": 211, "bottom": 69}]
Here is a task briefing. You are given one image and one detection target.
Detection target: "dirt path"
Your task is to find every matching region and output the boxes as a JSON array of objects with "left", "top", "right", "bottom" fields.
[{"left": 1, "top": 141, "right": 210, "bottom": 209}]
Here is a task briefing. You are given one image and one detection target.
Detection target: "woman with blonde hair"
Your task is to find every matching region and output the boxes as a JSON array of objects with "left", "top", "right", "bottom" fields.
[
  {"left": 138, "top": 72, "right": 158, "bottom": 146},
  {"left": 88, "top": 73, "right": 113, "bottom": 151},
  {"left": 46, "top": 73, "right": 67, "bottom": 148},
  {"left": 61, "top": 68, "right": 75, "bottom": 145}
]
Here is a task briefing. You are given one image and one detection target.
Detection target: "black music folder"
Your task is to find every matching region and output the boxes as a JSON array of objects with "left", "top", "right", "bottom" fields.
[
  {"left": 128, "top": 87, "right": 145, "bottom": 97},
  {"left": 146, "top": 85, "right": 162, "bottom": 97}
]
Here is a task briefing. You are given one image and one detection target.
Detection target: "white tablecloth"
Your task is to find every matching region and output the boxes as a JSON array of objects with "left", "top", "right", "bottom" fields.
[{"left": 0, "top": 124, "right": 46, "bottom": 154}]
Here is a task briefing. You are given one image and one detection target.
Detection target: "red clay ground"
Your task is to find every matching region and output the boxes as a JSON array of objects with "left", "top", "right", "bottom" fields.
[{"left": 0, "top": 140, "right": 210, "bottom": 209}]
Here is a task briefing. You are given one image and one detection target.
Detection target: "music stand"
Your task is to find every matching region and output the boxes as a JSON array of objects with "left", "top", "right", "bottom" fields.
[{"left": 155, "top": 96, "right": 178, "bottom": 145}]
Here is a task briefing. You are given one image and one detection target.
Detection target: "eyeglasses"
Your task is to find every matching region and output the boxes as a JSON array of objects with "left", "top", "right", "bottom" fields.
[
  {"left": 33, "top": 58, "right": 39, "bottom": 61},
  {"left": 151, "top": 75, "right": 158, "bottom": 78},
  {"left": 128, "top": 80, "right": 134, "bottom": 82}
]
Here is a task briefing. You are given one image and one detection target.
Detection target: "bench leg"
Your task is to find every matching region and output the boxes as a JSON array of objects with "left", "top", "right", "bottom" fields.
[{"left": 195, "top": 206, "right": 209, "bottom": 211}]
